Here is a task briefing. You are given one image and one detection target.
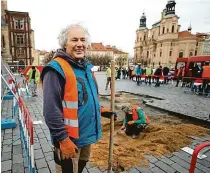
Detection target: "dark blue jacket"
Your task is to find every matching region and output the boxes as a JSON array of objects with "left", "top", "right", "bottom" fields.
[{"left": 41, "top": 49, "right": 102, "bottom": 147}]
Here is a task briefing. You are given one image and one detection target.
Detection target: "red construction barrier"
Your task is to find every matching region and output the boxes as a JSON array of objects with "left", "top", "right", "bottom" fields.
[{"left": 189, "top": 142, "right": 210, "bottom": 173}]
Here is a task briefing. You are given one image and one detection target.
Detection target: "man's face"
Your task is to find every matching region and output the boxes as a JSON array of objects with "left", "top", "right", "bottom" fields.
[{"left": 65, "top": 27, "right": 87, "bottom": 59}]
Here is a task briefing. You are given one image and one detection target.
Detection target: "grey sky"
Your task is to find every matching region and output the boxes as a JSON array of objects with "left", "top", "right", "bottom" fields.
[{"left": 7, "top": 0, "right": 210, "bottom": 55}]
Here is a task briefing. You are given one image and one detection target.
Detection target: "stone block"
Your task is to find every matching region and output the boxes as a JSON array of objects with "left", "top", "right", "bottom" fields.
[
  {"left": 1, "top": 160, "right": 12, "bottom": 172},
  {"left": 35, "top": 158, "right": 48, "bottom": 169},
  {"left": 4, "top": 134, "right": 12, "bottom": 140},
  {"left": 13, "top": 154, "right": 24, "bottom": 164},
  {"left": 2, "top": 151, "right": 12, "bottom": 161},
  {"left": 41, "top": 143, "right": 53, "bottom": 153},
  {"left": 48, "top": 160, "right": 55, "bottom": 172},
  {"left": 37, "top": 168, "right": 50, "bottom": 173},
  {"left": 37, "top": 133, "right": 45, "bottom": 139},
  {"left": 171, "top": 163, "right": 189, "bottom": 173},
  {"left": 5, "top": 129, "right": 12, "bottom": 134},
  {"left": 154, "top": 161, "right": 176, "bottom": 173},
  {"left": 44, "top": 152, "right": 54, "bottom": 162},
  {"left": 12, "top": 163, "right": 24, "bottom": 173},
  {"left": 13, "top": 144, "right": 22, "bottom": 155},
  {"left": 34, "top": 149, "right": 44, "bottom": 160},
  {"left": 3, "top": 145, "right": 12, "bottom": 152},
  {"left": 159, "top": 155, "right": 174, "bottom": 165},
  {"left": 170, "top": 156, "right": 189, "bottom": 169},
  {"left": 34, "top": 143, "right": 41, "bottom": 150},
  {"left": 145, "top": 155, "right": 158, "bottom": 163},
  {"left": 150, "top": 166, "right": 166, "bottom": 173},
  {"left": 87, "top": 167, "right": 102, "bottom": 173},
  {"left": 39, "top": 138, "right": 48, "bottom": 145}
]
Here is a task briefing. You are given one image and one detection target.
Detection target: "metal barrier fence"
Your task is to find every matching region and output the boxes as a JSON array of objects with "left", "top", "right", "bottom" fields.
[{"left": 1, "top": 60, "right": 35, "bottom": 173}]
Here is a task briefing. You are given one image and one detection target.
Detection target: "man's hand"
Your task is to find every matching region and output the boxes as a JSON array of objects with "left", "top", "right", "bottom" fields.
[
  {"left": 121, "top": 125, "right": 126, "bottom": 130},
  {"left": 128, "top": 121, "right": 135, "bottom": 125},
  {"left": 59, "top": 138, "right": 78, "bottom": 160}
]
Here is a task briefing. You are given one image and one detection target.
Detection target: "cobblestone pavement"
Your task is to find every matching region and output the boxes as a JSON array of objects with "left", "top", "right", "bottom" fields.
[
  {"left": 1, "top": 72, "right": 210, "bottom": 173},
  {"left": 96, "top": 72, "right": 210, "bottom": 122}
]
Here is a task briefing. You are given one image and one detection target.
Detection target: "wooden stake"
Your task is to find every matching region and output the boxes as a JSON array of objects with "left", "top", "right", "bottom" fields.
[{"left": 108, "top": 60, "right": 115, "bottom": 173}]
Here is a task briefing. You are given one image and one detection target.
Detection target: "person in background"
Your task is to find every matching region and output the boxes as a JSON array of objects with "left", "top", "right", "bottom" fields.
[
  {"left": 145, "top": 65, "right": 153, "bottom": 86},
  {"left": 201, "top": 61, "right": 210, "bottom": 94},
  {"left": 41, "top": 23, "right": 116, "bottom": 173},
  {"left": 117, "top": 68, "right": 121, "bottom": 80},
  {"left": 154, "top": 66, "right": 162, "bottom": 87},
  {"left": 175, "top": 64, "right": 185, "bottom": 87},
  {"left": 105, "top": 66, "right": 111, "bottom": 90},
  {"left": 122, "top": 68, "right": 126, "bottom": 79},
  {"left": 27, "top": 66, "right": 40, "bottom": 97},
  {"left": 135, "top": 63, "right": 142, "bottom": 85},
  {"left": 121, "top": 105, "right": 149, "bottom": 139},
  {"left": 162, "top": 66, "right": 170, "bottom": 84}
]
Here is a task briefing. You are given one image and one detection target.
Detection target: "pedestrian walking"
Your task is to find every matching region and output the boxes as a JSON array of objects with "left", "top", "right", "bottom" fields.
[
  {"left": 27, "top": 66, "right": 40, "bottom": 97},
  {"left": 41, "top": 23, "right": 117, "bottom": 173},
  {"left": 105, "top": 66, "right": 111, "bottom": 90}
]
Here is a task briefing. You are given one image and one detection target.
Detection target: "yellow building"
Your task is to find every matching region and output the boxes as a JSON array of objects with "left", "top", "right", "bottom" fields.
[
  {"left": 87, "top": 43, "right": 128, "bottom": 67},
  {"left": 134, "top": 0, "right": 209, "bottom": 66}
]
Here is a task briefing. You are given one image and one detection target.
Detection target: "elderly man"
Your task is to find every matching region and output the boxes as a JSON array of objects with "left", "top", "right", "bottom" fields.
[{"left": 41, "top": 23, "right": 115, "bottom": 173}]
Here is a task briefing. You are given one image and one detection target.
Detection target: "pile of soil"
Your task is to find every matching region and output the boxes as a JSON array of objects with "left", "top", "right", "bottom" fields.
[{"left": 90, "top": 116, "right": 210, "bottom": 172}]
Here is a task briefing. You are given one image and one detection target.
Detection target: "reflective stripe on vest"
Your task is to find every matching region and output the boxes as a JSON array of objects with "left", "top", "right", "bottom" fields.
[
  {"left": 62, "top": 101, "right": 78, "bottom": 109},
  {"left": 54, "top": 57, "right": 79, "bottom": 139}
]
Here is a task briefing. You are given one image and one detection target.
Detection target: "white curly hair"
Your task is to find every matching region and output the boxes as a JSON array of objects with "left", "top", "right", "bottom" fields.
[{"left": 57, "top": 22, "right": 91, "bottom": 49}]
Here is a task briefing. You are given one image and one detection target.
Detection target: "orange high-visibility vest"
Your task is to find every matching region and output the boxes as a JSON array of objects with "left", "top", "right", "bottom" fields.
[
  {"left": 132, "top": 105, "right": 150, "bottom": 124},
  {"left": 54, "top": 57, "right": 79, "bottom": 139},
  {"left": 202, "top": 66, "right": 210, "bottom": 78}
]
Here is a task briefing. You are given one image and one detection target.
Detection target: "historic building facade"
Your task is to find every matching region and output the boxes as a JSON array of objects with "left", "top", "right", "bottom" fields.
[
  {"left": 1, "top": 0, "right": 35, "bottom": 66},
  {"left": 87, "top": 43, "right": 128, "bottom": 67},
  {"left": 134, "top": 0, "right": 209, "bottom": 66}
]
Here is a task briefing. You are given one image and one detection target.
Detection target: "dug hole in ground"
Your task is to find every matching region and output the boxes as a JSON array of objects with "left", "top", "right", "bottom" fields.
[{"left": 89, "top": 92, "right": 210, "bottom": 172}]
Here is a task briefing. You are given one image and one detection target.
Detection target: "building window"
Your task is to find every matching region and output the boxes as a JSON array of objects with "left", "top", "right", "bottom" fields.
[
  {"left": 16, "top": 34, "right": 24, "bottom": 44},
  {"left": 144, "top": 35, "right": 146, "bottom": 41},
  {"left": 154, "top": 54, "right": 155, "bottom": 57},
  {"left": 169, "top": 51, "right": 172, "bottom": 56},
  {"left": 147, "top": 51, "right": 149, "bottom": 58},
  {"left": 189, "top": 52, "right": 193, "bottom": 57},
  {"left": 161, "top": 43, "right": 162, "bottom": 47},
  {"left": 172, "top": 25, "right": 174, "bottom": 33},
  {"left": 162, "top": 27, "right": 165, "bottom": 34},
  {"left": 195, "top": 50, "right": 197, "bottom": 56},
  {"left": 140, "top": 37, "right": 141, "bottom": 41},
  {"left": 160, "top": 51, "right": 162, "bottom": 57},
  {"left": 167, "top": 28, "right": 169, "bottom": 33},
  {"left": 14, "top": 18, "right": 24, "bottom": 30},
  {"left": 171, "top": 42, "right": 173, "bottom": 46},
  {"left": 196, "top": 42, "right": 198, "bottom": 46},
  {"left": 16, "top": 48, "right": 25, "bottom": 57},
  {"left": 2, "top": 35, "right": 5, "bottom": 48},
  {"left": 179, "top": 52, "right": 184, "bottom": 58},
  {"left": 137, "top": 36, "right": 139, "bottom": 42}
]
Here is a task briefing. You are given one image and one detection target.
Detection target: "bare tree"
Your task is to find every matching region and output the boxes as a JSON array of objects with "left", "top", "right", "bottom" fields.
[{"left": 42, "top": 51, "right": 55, "bottom": 65}]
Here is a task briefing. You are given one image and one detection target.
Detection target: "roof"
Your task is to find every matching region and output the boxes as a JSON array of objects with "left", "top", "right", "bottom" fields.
[
  {"left": 178, "top": 31, "right": 197, "bottom": 39},
  {"left": 6, "top": 10, "right": 29, "bottom": 15},
  {"left": 90, "top": 43, "right": 105, "bottom": 50}
]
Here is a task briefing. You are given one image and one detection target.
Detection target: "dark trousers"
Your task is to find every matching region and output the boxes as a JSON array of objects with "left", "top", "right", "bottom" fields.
[
  {"left": 136, "top": 75, "right": 141, "bottom": 85},
  {"left": 125, "top": 124, "right": 143, "bottom": 136},
  {"left": 164, "top": 76, "right": 168, "bottom": 84},
  {"left": 176, "top": 76, "right": 182, "bottom": 86},
  {"left": 203, "top": 79, "right": 210, "bottom": 93},
  {"left": 106, "top": 77, "right": 111, "bottom": 89},
  {"left": 155, "top": 76, "right": 160, "bottom": 87},
  {"left": 145, "top": 75, "right": 151, "bottom": 85}
]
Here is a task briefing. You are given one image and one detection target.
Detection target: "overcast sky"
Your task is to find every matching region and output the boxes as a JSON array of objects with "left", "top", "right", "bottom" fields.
[{"left": 7, "top": 0, "right": 210, "bottom": 56}]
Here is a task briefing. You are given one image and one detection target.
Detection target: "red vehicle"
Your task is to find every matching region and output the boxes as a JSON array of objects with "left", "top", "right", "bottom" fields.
[{"left": 184, "top": 55, "right": 210, "bottom": 77}]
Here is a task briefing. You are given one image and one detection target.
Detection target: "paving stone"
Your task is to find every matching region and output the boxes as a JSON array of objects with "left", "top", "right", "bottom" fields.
[
  {"left": 12, "top": 163, "right": 24, "bottom": 173},
  {"left": 39, "top": 138, "right": 48, "bottom": 145},
  {"left": 37, "top": 133, "right": 45, "bottom": 139},
  {"left": 37, "top": 167, "right": 50, "bottom": 173},
  {"left": 1, "top": 171, "right": 11, "bottom": 173},
  {"left": 34, "top": 143, "right": 41, "bottom": 150},
  {"left": 154, "top": 161, "right": 176, "bottom": 173},
  {"left": 171, "top": 163, "right": 189, "bottom": 173},
  {"left": 35, "top": 158, "right": 48, "bottom": 169},
  {"left": 13, "top": 144, "right": 22, "bottom": 155},
  {"left": 197, "top": 158, "right": 210, "bottom": 168},
  {"left": 3, "top": 139, "right": 12, "bottom": 145},
  {"left": 150, "top": 166, "right": 166, "bottom": 173},
  {"left": 135, "top": 166, "right": 153, "bottom": 172},
  {"left": 82, "top": 168, "right": 89, "bottom": 173},
  {"left": 86, "top": 163, "right": 93, "bottom": 169},
  {"left": 87, "top": 167, "right": 102, "bottom": 173},
  {"left": 159, "top": 155, "right": 174, "bottom": 165},
  {"left": 4, "top": 134, "right": 12, "bottom": 140},
  {"left": 41, "top": 143, "right": 53, "bottom": 153},
  {"left": 13, "top": 154, "right": 24, "bottom": 164},
  {"left": 44, "top": 152, "right": 54, "bottom": 162},
  {"left": 12, "top": 139, "right": 21, "bottom": 146},
  {"left": 1, "top": 160, "right": 12, "bottom": 172},
  {"left": 34, "top": 149, "right": 44, "bottom": 159},
  {"left": 170, "top": 156, "right": 189, "bottom": 169},
  {"left": 48, "top": 160, "right": 55, "bottom": 172},
  {"left": 2, "top": 145, "right": 12, "bottom": 152},
  {"left": 2, "top": 152, "right": 12, "bottom": 161},
  {"left": 145, "top": 155, "right": 158, "bottom": 164}
]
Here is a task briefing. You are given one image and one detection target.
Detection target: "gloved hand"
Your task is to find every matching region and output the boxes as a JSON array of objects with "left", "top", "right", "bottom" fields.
[
  {"left": 101, "top": 107, "right": 117, "bottom": 121},
  {"left": 59, "top": 138, "right": 78, "bottom": 160}
]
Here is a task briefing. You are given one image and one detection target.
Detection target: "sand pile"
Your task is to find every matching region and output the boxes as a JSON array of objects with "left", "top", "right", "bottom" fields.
[{"left": 90, "top": 116, "right": 210, "bottom": 172}]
